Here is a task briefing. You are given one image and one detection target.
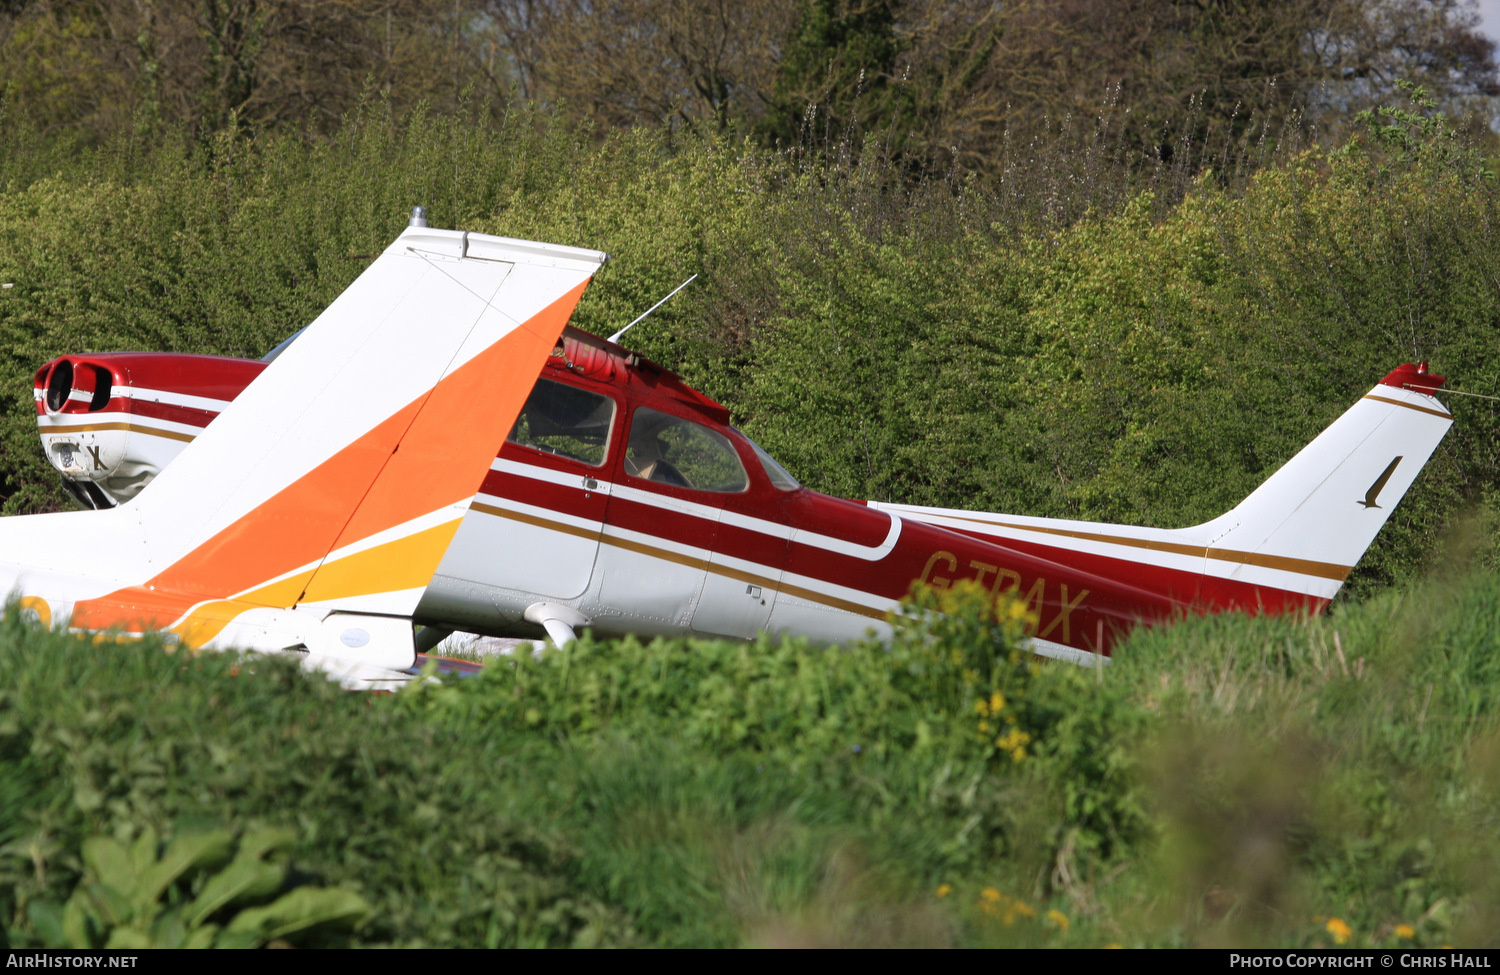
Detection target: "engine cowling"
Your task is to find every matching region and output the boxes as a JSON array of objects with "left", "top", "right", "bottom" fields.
[{"left": 35, "top": 352, "right": 265, "bottom": 508}]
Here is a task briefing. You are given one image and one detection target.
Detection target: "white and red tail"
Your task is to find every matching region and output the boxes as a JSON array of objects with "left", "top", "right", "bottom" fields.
[
  {"left": 0, "top": 224, "right": 606, "bottom": 683},
  {"left": 873, "top": 363, "right": 1453, "bottom": 611}
]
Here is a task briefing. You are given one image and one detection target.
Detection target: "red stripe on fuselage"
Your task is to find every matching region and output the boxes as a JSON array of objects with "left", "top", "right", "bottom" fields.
[
  {"left": 932, "top": 523, "right": 1329, "bottom": 616},
  {"left": 99, "top": 398, "right": 220, "bottom": 428},
  {"left": 480, "top": 460, "right": 1203, "bottom": 656}
]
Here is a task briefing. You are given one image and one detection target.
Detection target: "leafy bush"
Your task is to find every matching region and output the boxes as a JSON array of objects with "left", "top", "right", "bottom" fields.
[
  {"left": 0, "top": 613, "right": 636, "bottom": 948},
  {"left": 27, "top": 826, "right": 368, "bottom": 948}
]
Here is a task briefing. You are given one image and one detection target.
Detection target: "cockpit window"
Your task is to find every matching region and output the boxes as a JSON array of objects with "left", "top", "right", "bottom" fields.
[
  {"left": 507, "top": 379, "right": 616, "bottom": 467},
  {"left": 625, "top": 407, "right": 748, "bottom": 493},
  {"left": 741, "top": 433, "right": 801, "bottom": 490}
]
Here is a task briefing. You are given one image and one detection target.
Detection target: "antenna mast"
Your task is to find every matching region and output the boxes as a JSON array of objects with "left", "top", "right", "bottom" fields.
[{"left": 607, "top": 273, "right": 698, "bottom": 345}]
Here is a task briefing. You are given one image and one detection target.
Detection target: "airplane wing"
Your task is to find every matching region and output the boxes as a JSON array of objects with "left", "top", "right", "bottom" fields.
[{"left": 61, "top": 226, "right": 607, "bottom": 674}]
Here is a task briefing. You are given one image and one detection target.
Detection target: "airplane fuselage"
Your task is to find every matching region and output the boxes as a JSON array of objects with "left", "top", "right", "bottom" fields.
[{"left": 33, "top": 327, "right": 1371, "bottom": 660}]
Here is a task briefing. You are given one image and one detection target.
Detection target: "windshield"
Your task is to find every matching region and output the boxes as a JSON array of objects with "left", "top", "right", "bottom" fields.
[
  {"left": 739, "top": 432, "right": 800, "bottom": 490},
  {"left": 261, "top": 327, "right": 307, "bottom": 364}
]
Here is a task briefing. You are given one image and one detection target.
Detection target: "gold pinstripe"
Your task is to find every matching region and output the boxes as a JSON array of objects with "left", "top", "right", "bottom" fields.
[
  {"left": 38, "top": 420, "right": 198, "bottom": 443},
  {"left": 1361, "top": 394, "right": 1452, "bottom": 420},
  {"left": 469, "top": 501, "right": 890, "bottom": 621},
  {"left": 915, "top": 514, "right": 1353, "bottom": 582}
]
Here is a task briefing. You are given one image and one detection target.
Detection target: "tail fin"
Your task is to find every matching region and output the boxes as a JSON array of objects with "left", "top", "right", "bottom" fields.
[
  {"left": 1197, "top": 363, "right": 1451, "bottom": 594},
  {"left": 872, "top": 363, "right": 1452, "bottom": 610},
  {"left": 51, "top": 226, "right": 606, "bottom": 662}
]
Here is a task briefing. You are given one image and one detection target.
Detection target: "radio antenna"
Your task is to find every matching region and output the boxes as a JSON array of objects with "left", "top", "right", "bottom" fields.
[{"left": 607, "top": 273, "right": 697, "bottom": 345}]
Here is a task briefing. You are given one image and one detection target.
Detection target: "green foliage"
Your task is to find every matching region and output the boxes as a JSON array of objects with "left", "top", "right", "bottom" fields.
[
  {"left": 1349, "top": 81, "right": 1493, "bottom": 177},
  {"left": 758, "top": 0, "right": 905, "bottom": 148},
  {"left": 0, "top": 613, "right": 636, "bottom": 948},
  {"left": 1107, "top": 563, "right": 1500, "bottom": 947},
  {"left": 27, "top": 826, "right": 368, "bottom": 948},
  {"left": 2, "top": 564, "right": 1500, "bottom": 945}
]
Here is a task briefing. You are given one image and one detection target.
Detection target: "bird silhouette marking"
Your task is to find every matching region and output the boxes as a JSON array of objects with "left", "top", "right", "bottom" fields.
[{"left": 1358, "top": 456, "right": 1403, "bottom": 509}]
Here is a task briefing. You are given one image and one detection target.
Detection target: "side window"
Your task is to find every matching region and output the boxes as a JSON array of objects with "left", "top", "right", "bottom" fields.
[
  {"left": 506, "top": 379, "right": 616, "bottom": 467},
  {"left": 625, "top": 407, "right": 748, "bottom": 493}
]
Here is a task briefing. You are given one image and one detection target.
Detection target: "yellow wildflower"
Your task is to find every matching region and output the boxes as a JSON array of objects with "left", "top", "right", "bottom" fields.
[
  {"left": 975, "top": 888, "right": 1040, "bottom": 926},
  {"left": 996, "top": 727, "right": 1032, "bottom": 762},
  {"left": 1326, "top": 918, "right": 1352, "bottom": 945},
  {"left": 1394, "top": 924, "right": 1415, "bottom": 940},
  {"left": 1046, "top": 908, "right": 1070, "bottom": 932},
  {"left": 990, "top": 691, "right": 1006, "bottom": 713}
]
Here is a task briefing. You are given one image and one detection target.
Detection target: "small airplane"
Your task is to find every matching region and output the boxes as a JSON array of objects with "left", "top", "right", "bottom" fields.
[{"left": 23, "top": 214, "right": 1454, "bottom": 685}]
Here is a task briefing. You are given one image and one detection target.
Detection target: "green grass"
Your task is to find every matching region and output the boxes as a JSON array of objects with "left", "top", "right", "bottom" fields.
[{"left": 1, "top": 573, "right": 1496, "bottom": 947}]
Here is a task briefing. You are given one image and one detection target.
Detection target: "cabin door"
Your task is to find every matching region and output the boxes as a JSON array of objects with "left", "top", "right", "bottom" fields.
[{"left": 431, "top": 378, "right": 616, "bottom": 609}]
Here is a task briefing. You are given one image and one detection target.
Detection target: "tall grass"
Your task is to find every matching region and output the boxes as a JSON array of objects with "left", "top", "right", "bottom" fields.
[{"left": 1, "top": 567, "right": 1497, "bottom": 947}]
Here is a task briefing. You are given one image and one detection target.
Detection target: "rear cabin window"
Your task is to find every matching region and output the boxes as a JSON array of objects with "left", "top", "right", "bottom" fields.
[
  {"left": 506, "top": 379, "right": 616, "bottom": 467},
  {"left": 625, "top": 407, "right": 748, "bottom": 493}
]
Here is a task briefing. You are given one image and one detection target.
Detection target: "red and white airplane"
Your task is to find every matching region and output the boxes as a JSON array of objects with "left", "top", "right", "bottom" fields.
[{"left": 25, "top": 218, "right": 1454, "bottom": 685}]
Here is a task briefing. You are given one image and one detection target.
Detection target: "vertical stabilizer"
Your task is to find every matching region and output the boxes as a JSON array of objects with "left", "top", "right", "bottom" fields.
[
  {"left": 869, "top": 363, "right": 1453, "bottom": 612},
  {"left": 1199, "top": 363, "right": 1451, "bottom": 596}
]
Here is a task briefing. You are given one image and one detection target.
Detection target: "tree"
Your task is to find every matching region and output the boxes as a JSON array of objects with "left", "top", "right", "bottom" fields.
[
  {"left": 1, "top": 0, "right": 1493, "bottom": 166},
  {"left": 757, "top": 0, "right": 902, "bottom": 146},
  {"left": 0, "top": 0, "right": 512, "bottom": 140},
  {"left": 481, "top": 0, "right": 795, "bottom": 134}
]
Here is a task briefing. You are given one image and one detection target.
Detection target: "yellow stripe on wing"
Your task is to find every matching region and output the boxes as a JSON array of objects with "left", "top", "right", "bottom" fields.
[{"left": 169, "top": 519, "right": 463, "bottom": 649}]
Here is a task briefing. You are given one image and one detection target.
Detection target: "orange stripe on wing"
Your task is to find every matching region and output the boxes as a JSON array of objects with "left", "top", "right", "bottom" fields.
[
  {"left": 69, "top": 570, "right": 315, "bottom": 644},
  {"left": 72, "top": 280, "right": 591, "bottom": 635},
  {"left": 318, "top": 279, "right": 590, "bottom": 562},
  {"left": 150, "top": 398, "right": 426, "bottom": 605},
  {"left": 169, "top": 572, "right": 318, "bottom": 649}
]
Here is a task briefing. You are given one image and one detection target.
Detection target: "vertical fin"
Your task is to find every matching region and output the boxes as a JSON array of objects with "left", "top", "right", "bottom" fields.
[
  {"left": 1205, "top": 380, "right": 1451, "bottom": 587},
  {"left": 865, "top": 365, "right": 1453, "bottom": 610}
]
